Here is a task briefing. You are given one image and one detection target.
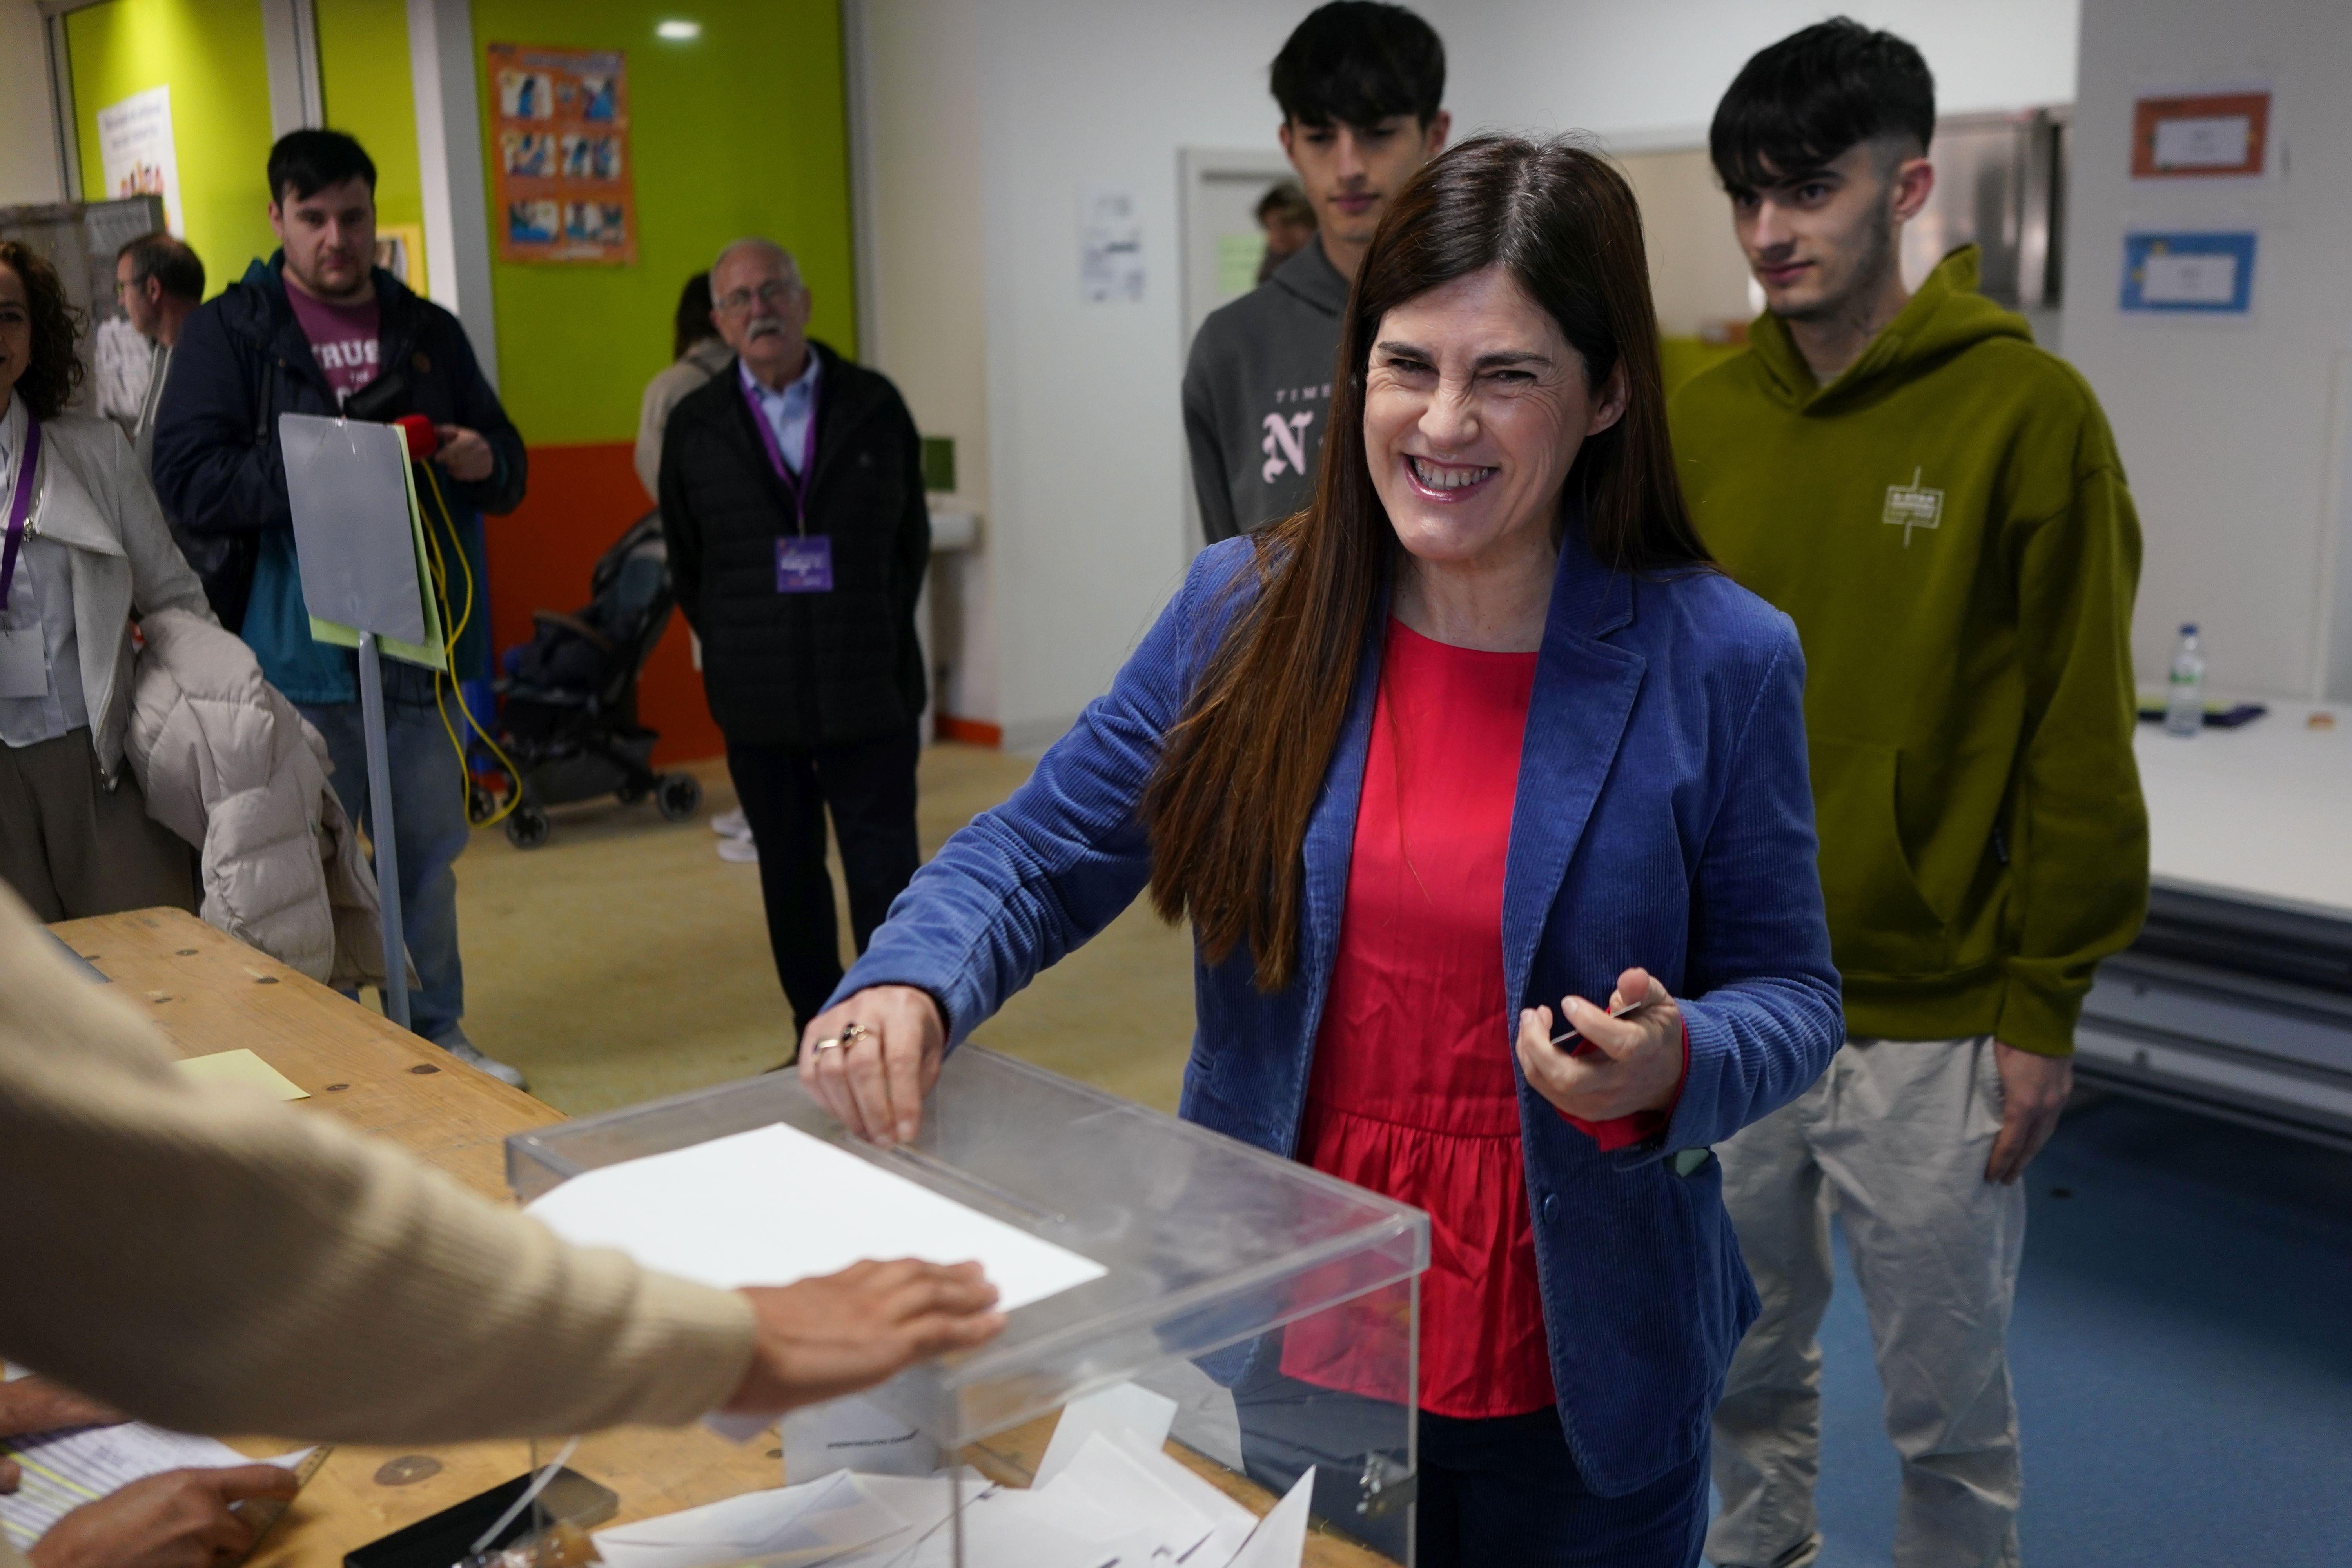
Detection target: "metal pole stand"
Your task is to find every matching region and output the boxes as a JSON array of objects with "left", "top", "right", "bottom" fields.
[{"left": 358, "top": 631, "right": 411, "bottom": 1032}]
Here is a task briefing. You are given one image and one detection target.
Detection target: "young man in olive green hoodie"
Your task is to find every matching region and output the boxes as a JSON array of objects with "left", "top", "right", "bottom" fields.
[{"left": 1671, "top": 23, "right": 2147, "bottom": 1568}]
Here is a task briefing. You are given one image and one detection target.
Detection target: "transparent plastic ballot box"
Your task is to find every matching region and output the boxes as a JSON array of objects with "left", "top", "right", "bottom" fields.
[{"left": 500, "top": 1045, "right": 1430, "bottom": 1568}]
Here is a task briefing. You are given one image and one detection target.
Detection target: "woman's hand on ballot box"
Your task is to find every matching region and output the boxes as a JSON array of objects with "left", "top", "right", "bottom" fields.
[
  {"left": 797, "top": 985, "right": 947, "bottom": 1149},
  {"left": 724, "top": 1259, "right": 1004, "bottom": 1417}
]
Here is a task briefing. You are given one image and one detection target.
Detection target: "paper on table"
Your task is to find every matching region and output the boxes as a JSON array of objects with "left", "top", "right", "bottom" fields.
[
  {"left": 1091, "top": 1429, "right": 1261, "bottom": 1561},
  {"left": 819, "top": 1472, "right": 978, "bottom": 1567},
  {"left": 829, "top": 1482, "right": 1148, "bottom": 1568},
  {"left": 1035, "top": 1432, "right": 1216, "bottom": 1561},
  {"left": 592, "top": 1470, "right": 907, "bottom": 1568},
  {"left": 1102, "top": 1427, "right": 1257, "bottom": 1561},
  {"left": 783, "top": 1396, "right": 939, "bottom": 1482},
  {"left": 938, "top": 1486, "right": 1153, "bottom": 1568},
  {"left": 1031, "top": 1380, "right": 1176, "bottom": 1489},
  {"left": 1136, "top": 1357, "right": 1245, "bottom": 1473},
  {"left": 1225, "top": 1466, "right": 1315, "bottom": 1568},
  {"left": 174, "top": 1048, "right": 308, "bottom": 1101},
  {"left": 525, "top": 1123, "right": 1106, "bottom": 1311},
  {"left": 0, "top": 1423, "right": 312, "bottom": 1550}
]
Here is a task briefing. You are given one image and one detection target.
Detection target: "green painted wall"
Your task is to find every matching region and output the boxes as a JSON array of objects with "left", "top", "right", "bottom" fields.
[
  {"left": 469, "top": 0, "right": 858, "bottom": 446},
  {"left": 316, "top": 0, "right": 426, "bottom": 252},
  {"left": 67, "top": 0, "right": 277, "bottom": 298}
]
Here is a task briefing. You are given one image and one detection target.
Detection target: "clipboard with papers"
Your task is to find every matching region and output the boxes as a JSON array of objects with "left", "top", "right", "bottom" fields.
[{"left": 277, "top": 413, "right": 451, "bottom": 1031}]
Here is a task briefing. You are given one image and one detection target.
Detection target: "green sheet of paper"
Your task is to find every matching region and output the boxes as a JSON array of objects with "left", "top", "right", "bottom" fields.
[
  {"left": 175, "top": 1048, "right": 310, "bottom": 1101},
  {"left": 306, "top": 455, "right": 448, "bottom": 671}
]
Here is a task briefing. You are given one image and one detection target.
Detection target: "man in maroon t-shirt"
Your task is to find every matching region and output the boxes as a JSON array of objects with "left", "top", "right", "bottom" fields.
[
  {"left": 281, "top": 287, "right": 379, "bottom": 407},
  {"left": 271, "top": 174, "right": 490, "bottom": 490},
  {"left": 248, "top": 138, "right": 511, "bottom": 1085}
]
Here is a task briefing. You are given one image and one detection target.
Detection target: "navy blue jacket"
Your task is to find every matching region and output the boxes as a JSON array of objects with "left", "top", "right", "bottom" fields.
[
  {"left": 150, "top": 256, "right": 524, "bottom": 705},
  {"left": 833, "top": 530, "right": 1842, "bottom": 1496}
]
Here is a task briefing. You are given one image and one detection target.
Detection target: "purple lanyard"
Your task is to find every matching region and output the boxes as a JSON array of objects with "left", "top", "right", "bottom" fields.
[
  {"left": 1, "top": 414, "right": 40, "bottom": 609},
  {"left": 742, "top": 373, "right": 819, "bottom": 535}
]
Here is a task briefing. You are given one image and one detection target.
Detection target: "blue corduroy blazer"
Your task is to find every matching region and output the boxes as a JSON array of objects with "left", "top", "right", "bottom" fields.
[{"left": 832, "top": 528, "right": 1844, "bottom": 1495}]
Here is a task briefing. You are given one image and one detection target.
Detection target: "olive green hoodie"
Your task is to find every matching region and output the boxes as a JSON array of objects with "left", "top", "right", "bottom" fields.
[{"left": 1669, "top": 247, "right": 2147, "bottom": 1056}]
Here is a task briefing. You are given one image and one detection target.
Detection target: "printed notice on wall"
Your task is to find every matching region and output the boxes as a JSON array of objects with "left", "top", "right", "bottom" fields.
[
  {"left": 2131, "top": 90, "right": 2271, "bottom": 179},
  {"left": 96, "top": 85, "right": 183, "bottom": 236},
  {"left": 1079, "top": 186, "right": 1145, "bottom": 304},
  {"left": 488, "top": 44, "right": 637, "bottom": 265},
  {"left": 2120, "top": 232, "right": 2257, "bottom": 315}
]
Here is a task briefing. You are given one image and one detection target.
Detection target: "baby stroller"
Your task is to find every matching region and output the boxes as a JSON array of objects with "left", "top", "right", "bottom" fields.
[{"left": 491, "top": 510, "right": 702, "bottom": 848}]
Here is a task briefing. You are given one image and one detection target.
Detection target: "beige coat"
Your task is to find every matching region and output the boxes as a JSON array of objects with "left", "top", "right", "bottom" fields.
[
  {"left": 0, "top": 882, "right": 753, "bottom": 1568},
  {"left": 18, "top": 410, "right": 213, "bottom": 779},
  {"left": 635, "top": 338, "right": 733, "bottom": 500},
  {"left": 124, "top": 608, "right": 389, "bottom": 989}
]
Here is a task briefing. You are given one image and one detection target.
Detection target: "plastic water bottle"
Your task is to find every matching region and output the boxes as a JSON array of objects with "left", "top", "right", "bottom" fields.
[{"left": 2164, "top": 624, "right": 2205, "bottom": 737}]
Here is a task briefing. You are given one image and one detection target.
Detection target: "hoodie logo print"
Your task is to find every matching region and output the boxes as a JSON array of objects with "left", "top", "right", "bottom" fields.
[
  {"left": 1883, "top": 467, "right": 1943, "bottom": 546},
  {"left": 1261, "top": 410, "right": 1314, "bottom": 484}
]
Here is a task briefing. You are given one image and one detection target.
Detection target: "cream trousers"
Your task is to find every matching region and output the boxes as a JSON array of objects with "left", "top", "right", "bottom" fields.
[{"left": 1706, "top": 1035, "right": 2027, "bottom": 1568}]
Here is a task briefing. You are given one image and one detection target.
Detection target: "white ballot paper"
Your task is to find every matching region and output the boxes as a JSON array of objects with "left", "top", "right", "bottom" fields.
[
  {"left": 593, "top": 1470, "right": 908, "bottom": 1568},
  {"left": 1031, "top": 1381, "right": 1177, "bottom": 1489},
  {"left": 525, "top": 1123, "right": 1107, "bottom": 1309},
  {"left": 0, "top": 1423, "right": 310, "bottom": 1552},
  {"left": 1225, "top": 1468, "right": 1316, "bottom": 1568},
  {"left": 784, "top": 1396, "right": 940, "bottom": 1481},
  {"left": 795, "top": 1451, "right": 1314, "bottom": 1568}
]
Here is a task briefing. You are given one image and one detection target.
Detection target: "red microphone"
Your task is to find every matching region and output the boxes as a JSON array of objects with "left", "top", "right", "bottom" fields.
[{"left": 392, "top": 414, "right": 439, "bottom": 460}]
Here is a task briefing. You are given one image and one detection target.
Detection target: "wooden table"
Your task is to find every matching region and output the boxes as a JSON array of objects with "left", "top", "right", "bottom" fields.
[{"left": 51, "top": 909, "right": 1392, "bottom": 1567}]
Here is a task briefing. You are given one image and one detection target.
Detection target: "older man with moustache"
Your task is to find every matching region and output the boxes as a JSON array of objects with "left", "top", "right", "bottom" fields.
[{"left": 657, "top": 240, "right": 931, "bottom": 1044}]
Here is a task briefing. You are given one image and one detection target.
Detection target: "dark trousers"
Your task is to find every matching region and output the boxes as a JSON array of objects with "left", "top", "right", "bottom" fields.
[
  {"left": 1418, "top": 1407, "right": 1709, "bottom": 1568},
  {"left": 725, "top": 726, "right": 922, "bottom": 1033},
  {"left": 0, "top": 731, "right": 198, "bottom": 922},
  {"left": 1233, "top": 1366, "right": 1708, "bottom": 1568}
]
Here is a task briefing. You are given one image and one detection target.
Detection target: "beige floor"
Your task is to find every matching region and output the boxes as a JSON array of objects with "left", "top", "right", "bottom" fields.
[{"left": 454, "top": 743, "right": 1197, "bottom": 1118}]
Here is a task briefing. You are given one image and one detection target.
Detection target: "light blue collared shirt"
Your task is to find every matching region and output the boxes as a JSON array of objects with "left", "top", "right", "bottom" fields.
[
  {"left": 739, "top": 350, "right": 821, "bottom": 477},
  {"left": 0, "top": 394, "right": 89, "bottom": 748}
]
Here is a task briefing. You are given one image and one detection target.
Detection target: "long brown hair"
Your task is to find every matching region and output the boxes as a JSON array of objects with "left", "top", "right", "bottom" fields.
[
  {"left": 1143, "top": 135, "right": 1709, "bottom": 992},
  {"left": 0, "top": 241, "right": 86, "bottom": 421}
]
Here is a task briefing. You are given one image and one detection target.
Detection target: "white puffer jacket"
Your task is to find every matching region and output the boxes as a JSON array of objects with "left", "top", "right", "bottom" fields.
[{"left": 125, "top": 609, "right": 389, "bottom": 987}]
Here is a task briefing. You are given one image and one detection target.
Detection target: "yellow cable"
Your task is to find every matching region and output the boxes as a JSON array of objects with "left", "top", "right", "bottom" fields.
[{"left": 418, "top": 462, "right": 525, "bottom": 828}]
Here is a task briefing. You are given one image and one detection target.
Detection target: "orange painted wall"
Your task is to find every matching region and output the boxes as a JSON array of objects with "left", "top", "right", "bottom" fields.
[{"left": 485, "top": 442, "right": 725, "bottom": 764}]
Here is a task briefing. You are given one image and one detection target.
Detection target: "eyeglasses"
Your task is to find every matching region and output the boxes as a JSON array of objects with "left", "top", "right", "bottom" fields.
[{"left": 715, "top": 279, "right": 797, "bottom": 313}]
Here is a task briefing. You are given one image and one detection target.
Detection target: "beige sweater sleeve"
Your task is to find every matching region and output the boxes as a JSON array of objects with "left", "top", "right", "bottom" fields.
[{"left": 0, "top": 889, "right": 756, "bottom": 1445}]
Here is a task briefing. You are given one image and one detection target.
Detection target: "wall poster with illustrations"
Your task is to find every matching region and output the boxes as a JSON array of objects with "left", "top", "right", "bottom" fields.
[{"left": 488, "top": 43, "right": 637, "bottom": 265}]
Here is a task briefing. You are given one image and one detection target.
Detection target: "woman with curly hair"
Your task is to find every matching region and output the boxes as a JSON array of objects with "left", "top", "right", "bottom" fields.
[{"left": 0, "top": 239, "right": 212, "bottom": 918}]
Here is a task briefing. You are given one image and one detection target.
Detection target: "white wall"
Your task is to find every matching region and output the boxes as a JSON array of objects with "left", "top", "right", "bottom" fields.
[
  {"left": 0, "top": 0, "right": 65, "bottom": 207},
  {"left": 2063, "top": 0, "right": 2352, "bottom": 700},
  {"left": 858, "top": 0, "right": 2081, "bottom": 740},
  {"left": 857, "top": 0, "right": 1001, "bottom": 726},
  {"left": 1450, "top": 0, "right": 2075, "bottom": 145},
  {"left": 968, "top": 1, "right": 1312, "bottom": 742}
]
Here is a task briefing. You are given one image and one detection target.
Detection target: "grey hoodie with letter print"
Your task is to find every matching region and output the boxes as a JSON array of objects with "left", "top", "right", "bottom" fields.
[{"left": 1181, "top": 239, "right": 1350, "bottom": 544}]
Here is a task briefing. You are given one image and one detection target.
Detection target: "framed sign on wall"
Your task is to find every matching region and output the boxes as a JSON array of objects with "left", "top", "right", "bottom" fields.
[
  {"left": 2120, "top": 231, "right": 2258, "bottom": 315},
  {"left": 2131, "top": 90, "right": 2271, "bottom": 179},
  {"left": 488, "top": 43, "right": 637, "bottom": 265}
]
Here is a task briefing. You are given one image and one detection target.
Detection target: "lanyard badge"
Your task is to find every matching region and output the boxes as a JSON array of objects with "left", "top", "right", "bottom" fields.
[
  {"left": 1, "top": 414, "right": 42, "bottom": 609},
  {"left": 742, "top": 374, "right": 833, "bottom": 594}
]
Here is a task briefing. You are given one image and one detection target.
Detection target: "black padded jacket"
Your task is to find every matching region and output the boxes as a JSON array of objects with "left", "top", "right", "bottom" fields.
[{"left": 657, "top": 341, "right": 929, "bottom": 749}]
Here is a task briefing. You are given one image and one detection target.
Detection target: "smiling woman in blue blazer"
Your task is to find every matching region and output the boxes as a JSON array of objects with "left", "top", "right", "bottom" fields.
[{"left": 800, "top": 137, "right": 1842, "bottom": 1568}]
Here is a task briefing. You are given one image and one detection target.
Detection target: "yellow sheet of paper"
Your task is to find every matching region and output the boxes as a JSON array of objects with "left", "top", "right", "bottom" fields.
[
  {"left": 175, "top": 1049, "right": 310, "bottom": 1101},
  {"left": 305, "top": 456, "right": 449, "bottom": 671}
]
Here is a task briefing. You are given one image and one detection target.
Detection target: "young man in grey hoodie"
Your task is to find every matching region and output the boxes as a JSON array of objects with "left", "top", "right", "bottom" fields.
[{"left": 1182, "top": 2, "right": 1449, "bottom": 545}]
